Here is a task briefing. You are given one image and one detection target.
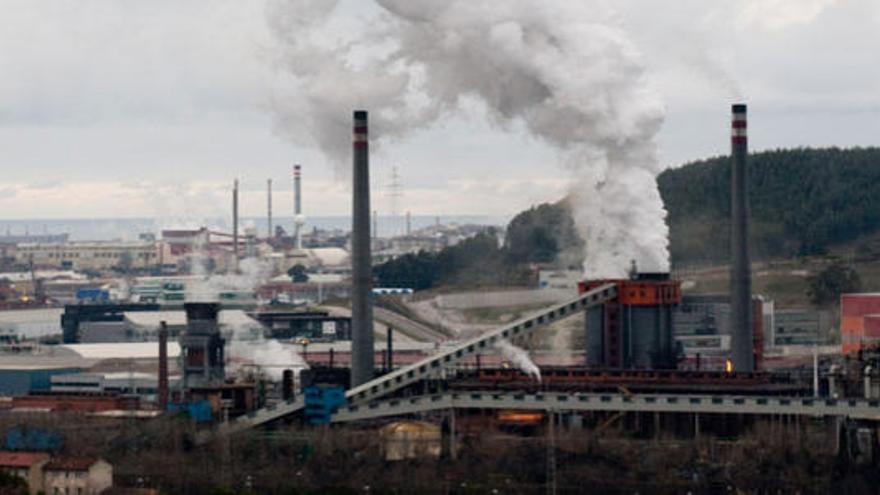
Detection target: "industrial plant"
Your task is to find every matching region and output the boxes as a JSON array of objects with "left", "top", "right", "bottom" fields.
[{"left": 0, "top": 103, "right": 877, "bottom": 493}]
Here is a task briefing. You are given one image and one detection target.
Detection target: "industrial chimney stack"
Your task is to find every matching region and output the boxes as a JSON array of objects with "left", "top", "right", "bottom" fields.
[
  {"left": 232, "top": 179, "right": 239, "bottom": 272},
  {"left": 293, "top": 165, "right": 304, "bottom": 250},
  {"left": 267, "top": 179, "right": 273, "bottom": 239},
  {"left": 730, "top": 103, "right": 754, "bottom": 372},
  {"left": 158, "top": 321, "right": 169, "bottom": 410},
  {"left": 351, "top": 110, "right": 375, "bottom": 387}
]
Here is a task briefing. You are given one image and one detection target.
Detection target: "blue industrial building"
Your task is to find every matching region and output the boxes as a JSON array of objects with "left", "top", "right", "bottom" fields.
[{"left": 0, "top": 367, "right": 82, "bottom": 396}]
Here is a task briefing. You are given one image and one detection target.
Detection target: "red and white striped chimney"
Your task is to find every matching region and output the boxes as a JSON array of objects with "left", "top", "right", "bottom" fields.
[{"left": 730, "top": 103, "right": 754, "bottom": 372}]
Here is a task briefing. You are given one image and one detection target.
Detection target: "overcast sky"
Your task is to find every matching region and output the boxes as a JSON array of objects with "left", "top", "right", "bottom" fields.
[{"left": 0, "top": 0, "right": 878, "bottom": 221}]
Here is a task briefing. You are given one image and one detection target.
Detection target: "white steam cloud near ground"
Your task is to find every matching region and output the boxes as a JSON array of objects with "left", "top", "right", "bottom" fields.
[
  {"left": 267, "top": 0, "right": 669, "bottom": 277},
  {"left": 495, "top": 339, "right": 541, "bottom": 382}
]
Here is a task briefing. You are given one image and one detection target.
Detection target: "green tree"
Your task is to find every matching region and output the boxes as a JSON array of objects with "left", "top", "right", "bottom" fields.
[
  {"left": 658, "top": 147, "right": 880, "bottom": 262},
  {"left": 0, "top": 470, "right": 27, "bottom": 495},
  {"left": 807, "top": 262, "right": 861, "bottom": 307},
  {"left": 287, "top": 264, "right": 309, "bottom": 283},
  {"left": 505, "top": 202, "right": 582, "bottom": 265}
]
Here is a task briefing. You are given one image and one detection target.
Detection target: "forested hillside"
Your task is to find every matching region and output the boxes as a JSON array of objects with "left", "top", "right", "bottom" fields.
[
  {"left": 659, "top": 147, "right": 880, "bottom": 263},
  {"left": 375, "top": 147, "right": 880, "bottom": 289}
]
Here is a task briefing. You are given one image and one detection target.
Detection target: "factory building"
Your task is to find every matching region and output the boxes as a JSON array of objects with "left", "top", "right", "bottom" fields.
[
  {"left": 581, "top": 274, "right": 681, "bottom": 369},
  {"left": 538, "top": 269, "right": 583, "bottom": 291},
  {"left": 15, "top": 242, "right": 159, "bottom": 271},
  {"left": 771, "top": 309, "right": 832, "bottom": 346},
  {"left": 50, "top": 371, "right": 181, "bottom": 398},
  {"left": 670, "top": 294, "right": 767, "bottom": 369},
  {"left": 0, "top": 365, "right": 82, "bottom": 396},
  {"left": 579, "top": 280, "right": 774, "bottom": 372},
  {"left": 841, "top": 293, "right": 880, "bottom": 354}
]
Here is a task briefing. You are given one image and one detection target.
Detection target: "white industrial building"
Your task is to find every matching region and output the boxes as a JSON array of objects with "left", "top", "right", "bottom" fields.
[{"left": 15, "top": 242, "right": 159, "bottom": 271}]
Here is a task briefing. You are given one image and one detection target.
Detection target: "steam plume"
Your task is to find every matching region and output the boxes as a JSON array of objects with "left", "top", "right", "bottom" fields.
[
  {"left": 495, "top": 339, "right": 541, "bottom": 382},
  {"left": 267, "top": 0, "right": 669, "bottom": 276}
]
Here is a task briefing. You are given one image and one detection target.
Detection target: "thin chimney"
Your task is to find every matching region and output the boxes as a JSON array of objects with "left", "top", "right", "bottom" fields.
[
  {"left": 158, "top": 321, "right": 169, "bottom": 410},
  {"left": 267, "top": 179, "right": 273, "bottom": 239},
  {"left": 730, "top": 103, "right": 754, "bottom": 372},
  {"left": 351, "top": 110, "right": 375, "bottom": 387},
  {"left": 293, "top": 165, "right": 303, "bottom": 250},
  {"left": 232, "top": 179, "right": 239, "bottom": 272}
]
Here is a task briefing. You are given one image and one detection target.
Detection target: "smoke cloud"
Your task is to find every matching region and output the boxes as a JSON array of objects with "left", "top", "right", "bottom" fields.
[
  {"left": 495, "top": 339, "right": 541, "bottom": 382},
  {"left": 267, "top": 0, "right": 669, "bottom": 277}
]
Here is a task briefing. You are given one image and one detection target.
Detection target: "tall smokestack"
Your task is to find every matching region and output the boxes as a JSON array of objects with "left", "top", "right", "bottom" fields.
[
  {"left": 232, "top": 179, "right": 239, "bottom": 272},
  {"left": 293, "top": 165, "right": 303, "bottom": 250},
  {"left": 267, "top": 179, "right": 273, "bottom": 239},
  {"left": 351, "top": 110, "right": 375, "bottom": 387},
  {"left": 730, "top": 103, "right": 754, "bottom": 372},
  {"left": 158, "top": 321, "right": 169, "bottom": 410},
  {"left": 406, "top": 211, "right": 412, "bottom": 236}
]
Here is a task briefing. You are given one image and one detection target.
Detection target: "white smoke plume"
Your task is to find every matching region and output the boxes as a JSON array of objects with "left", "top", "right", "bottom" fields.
[
  {"left": 267, "top": 0, "right": 669, "bottom": 277},
  {"left": 227, "top": 337, "right": 309, "bottom": 382},
  {"left": 495, "top": 339, "right": 541, "bottom": 382},
  {"left": 188, "top": 255, "right": 273, "bottom": 302}
]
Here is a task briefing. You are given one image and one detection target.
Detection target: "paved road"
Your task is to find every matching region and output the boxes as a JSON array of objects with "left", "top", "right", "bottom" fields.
[
  {"left": 320, "top": 305, "right": 444, "bottom": 343},
  {"left": 373, "top": 306, "right": 448, "bottom": 342}
]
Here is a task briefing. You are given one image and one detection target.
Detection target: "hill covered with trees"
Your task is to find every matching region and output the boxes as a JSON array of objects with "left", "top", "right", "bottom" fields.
[
  {"left": 374, "top": 204, "right": 578, "bottom": 290},
  {"left": 375, "top": 147, "right": 880, "bottom": 289},
  {"left": 659, "top": 147, "right": 880, "bottom": 263}
]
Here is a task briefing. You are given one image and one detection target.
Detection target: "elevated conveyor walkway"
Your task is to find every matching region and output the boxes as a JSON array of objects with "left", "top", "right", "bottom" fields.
[{"left": 227, "top": 283, "right": 618, "bottom": 431}]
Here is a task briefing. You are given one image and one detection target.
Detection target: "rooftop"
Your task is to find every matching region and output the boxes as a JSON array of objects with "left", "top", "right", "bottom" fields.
[
  {"left": 59, "top": 342, "right": 181, "bottom": 360},
  {"left": 0, "top": 451, "right": 49, "bottom": 468},
  {"left": 44, "top": 456, "right": 101, "bottom": 472}
]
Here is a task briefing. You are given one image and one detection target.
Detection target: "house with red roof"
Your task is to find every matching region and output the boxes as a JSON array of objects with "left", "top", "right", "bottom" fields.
[
  {"left": 0, "top": 451, "right": 50, "bottom": 495},
  {"left": 42, "top": 456, "right": 112, "bottom": 495}
]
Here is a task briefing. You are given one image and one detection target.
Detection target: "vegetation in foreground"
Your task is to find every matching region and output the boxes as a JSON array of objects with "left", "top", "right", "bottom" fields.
[{"left": 2, "top": 413, "right": 873, "bottom": 494}]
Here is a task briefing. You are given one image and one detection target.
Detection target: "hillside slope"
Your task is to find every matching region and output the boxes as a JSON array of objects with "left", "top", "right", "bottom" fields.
[{"left": 659, "top": 147, "right": 880, "bottom": 263}]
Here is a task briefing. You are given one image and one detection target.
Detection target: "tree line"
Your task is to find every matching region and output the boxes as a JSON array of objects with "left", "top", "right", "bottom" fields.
[
  {"left": 374, "top": 203, "right": 580, "bottom": 290},
  {"left": 376, "top": 147, "right": 880, "bottom": 289},
  {"left": 659, "top": 147, "right": 880, "bottom": 262}
]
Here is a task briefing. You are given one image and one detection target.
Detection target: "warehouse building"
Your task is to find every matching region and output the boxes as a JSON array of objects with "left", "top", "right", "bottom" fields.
[
  {"left": 15, "top": 241, "right": 159, "bottom": 271},
  {"left": 0, "top": 365, "right": 82, "bottom": 396}
]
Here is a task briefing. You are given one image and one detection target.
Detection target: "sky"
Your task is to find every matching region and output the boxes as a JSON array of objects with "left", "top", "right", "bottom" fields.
[{"left": 0, "top": 0, "right": 878, "bottom": 221}]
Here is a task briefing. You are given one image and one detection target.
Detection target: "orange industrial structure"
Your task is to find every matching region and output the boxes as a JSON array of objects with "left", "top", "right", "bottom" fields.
[
  {"left": 578, "top": 278, "right": 682, "bottom": 306},
  {"left": 841, "top": 293, "right": 880, "bottom": 354},
  {"left": 579, "top": 275, "right": 682, "bottom": 369}
]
